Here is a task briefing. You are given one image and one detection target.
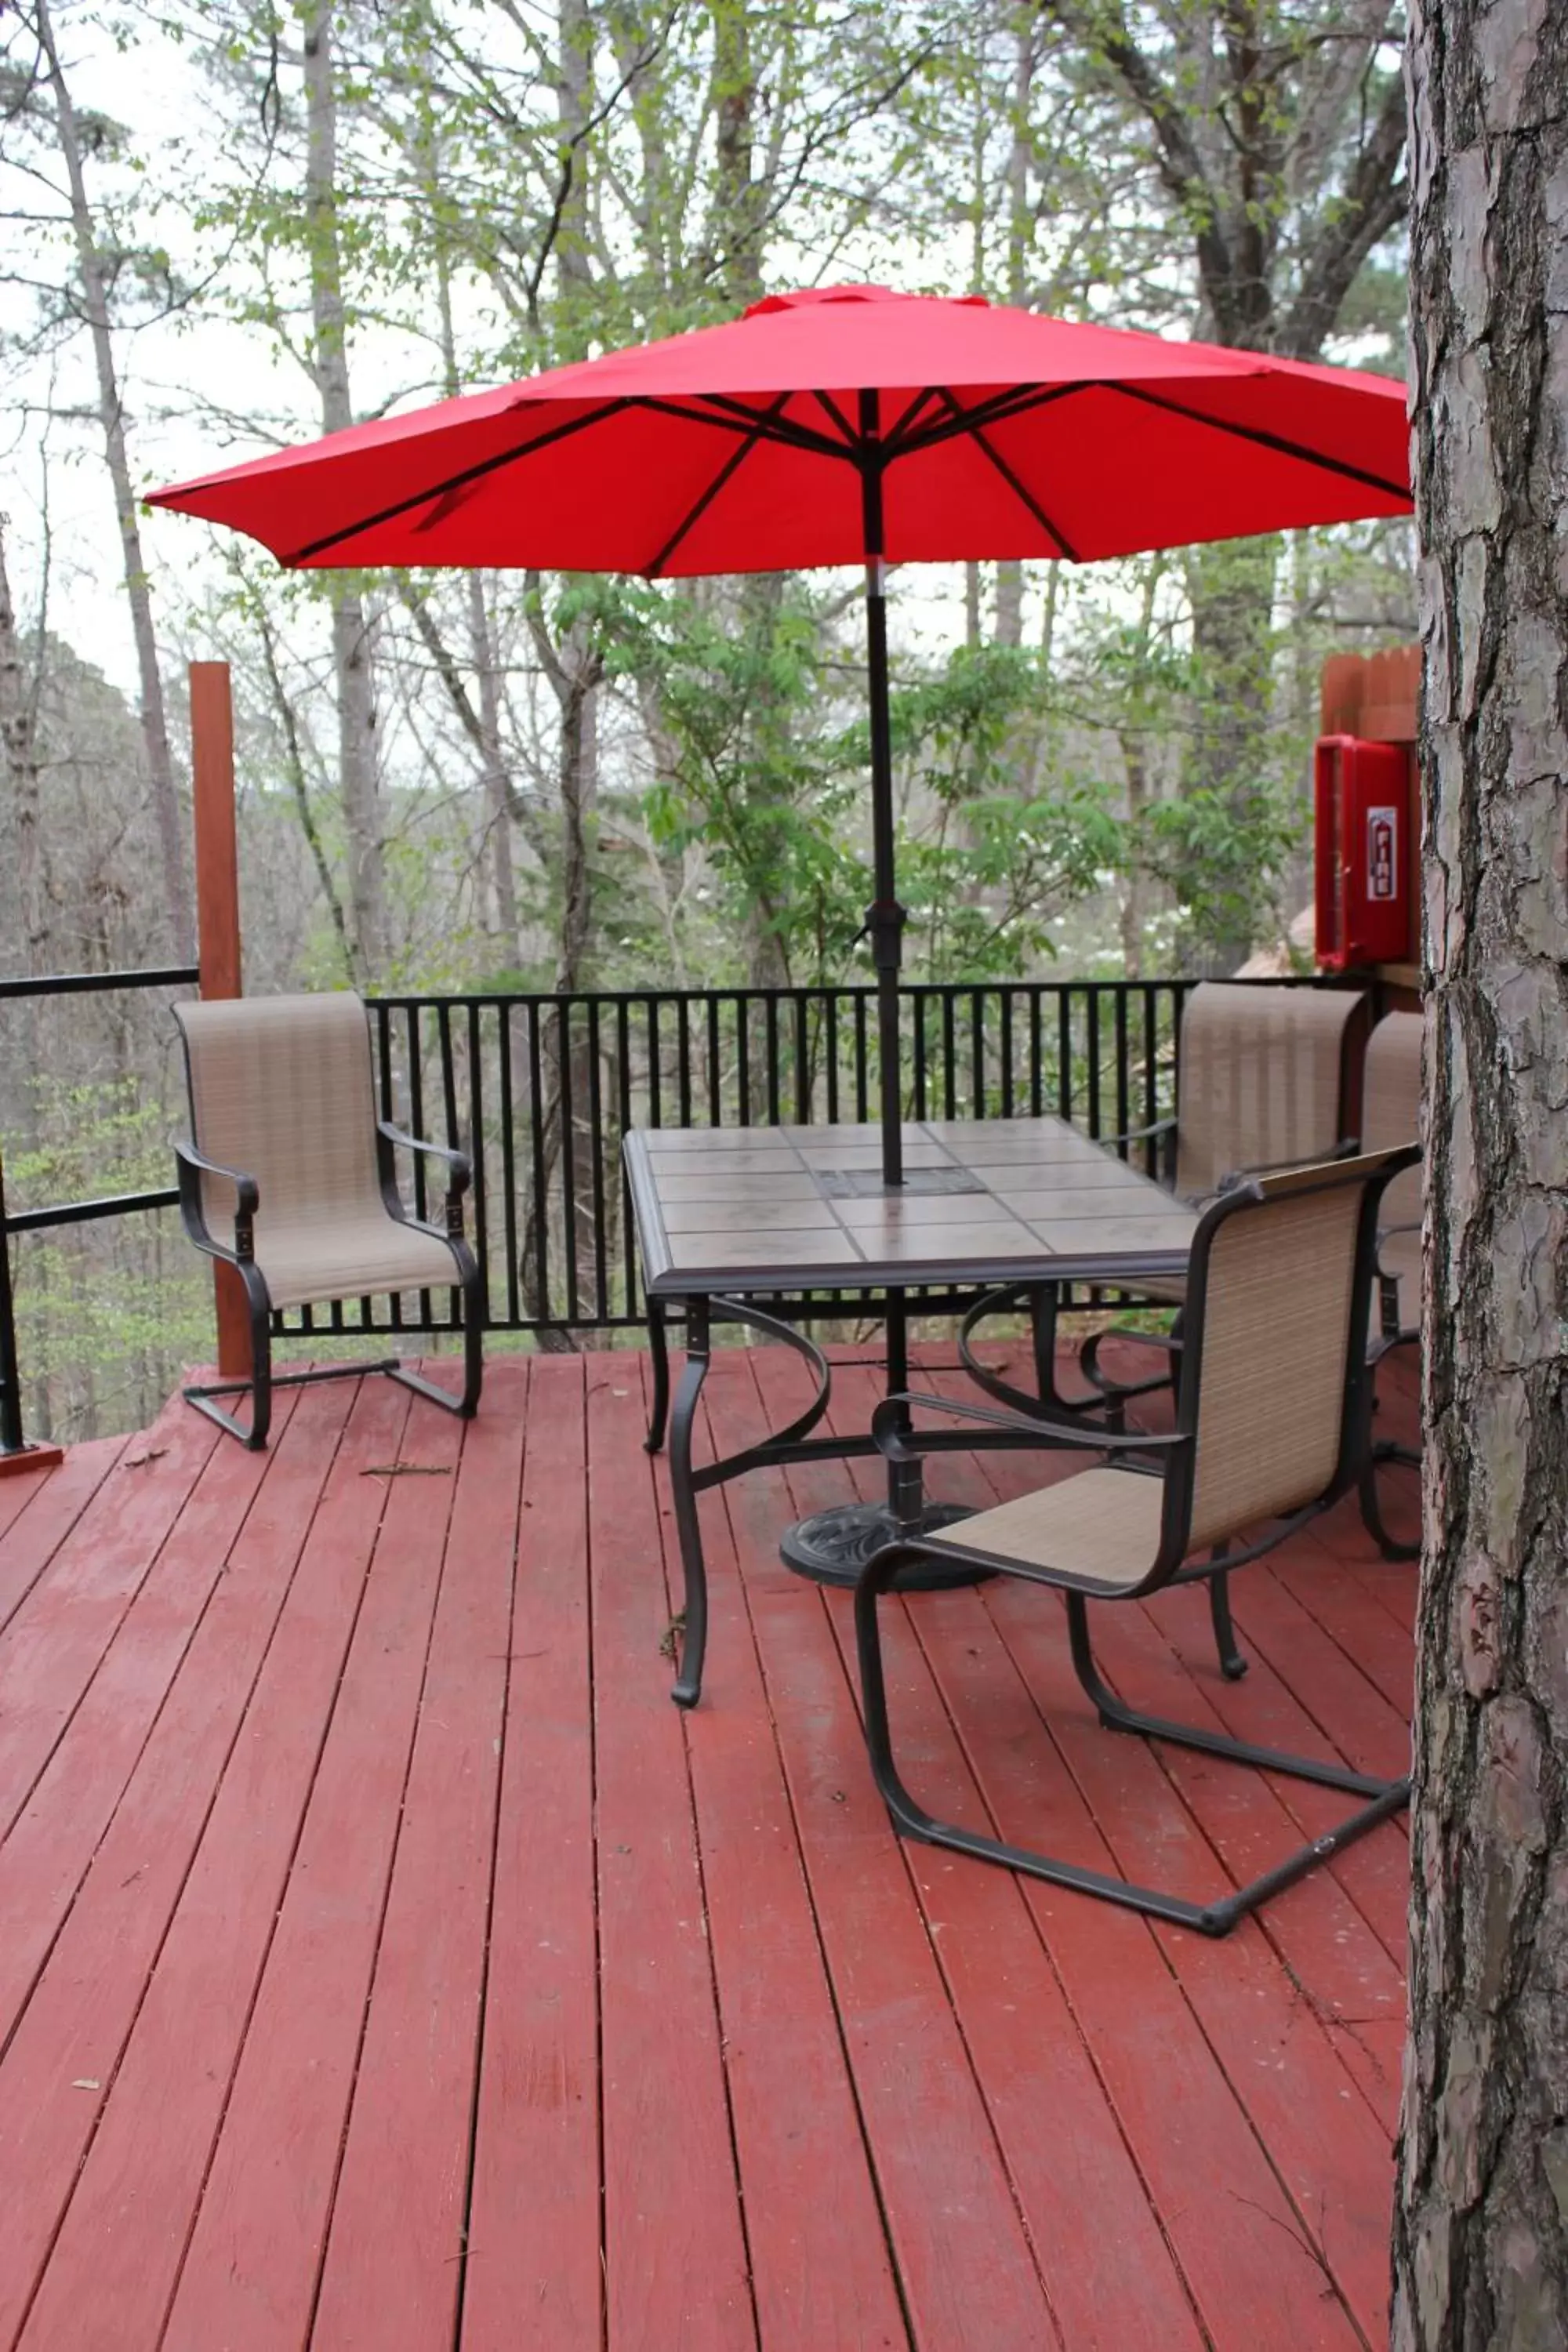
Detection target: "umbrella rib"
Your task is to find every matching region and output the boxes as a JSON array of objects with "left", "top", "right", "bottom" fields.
[
  {"left": 643, "top": 394, "right": 794, "bottom": 575},
  {"left": 810, "top": 390, "right": 859, "bottom": 447},
  {"left": 896, "top": 381, "right": 1083, "bottom": 457},
  {"left": 284, "top": 400, "right": 633, "bottom": 562},
  {"left": 1106, "top": 382, "right": 1410, "bottom": 501},
  {"left": 931, "top": 390, "right": 1080, "bottom": 561},
  {"left": 882, "top": 387, "right": 945, "bottom": 451},
  {"left": 643, "top": 394, "right": 852, "bottom": 461}
]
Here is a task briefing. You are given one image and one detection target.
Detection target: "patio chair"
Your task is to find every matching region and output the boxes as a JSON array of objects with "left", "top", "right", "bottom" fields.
[
  {"left": 960, "top": 981, "right": 1367, "bottom": 1420},
  {"left": 1082, "top": 1002, "right": 1423, "bottom": 1563},
  {"left": 1357, "top": 1011, "right": 1422, "bottom": 1560},
  {"left": 956, "top": 980, "right": 1367, "bottom": 1675},
  {"left": 855, "top": 1144, "right": 1417, "bottom": 1938},
  {"left": 172, "top": 993, "right": 483, "bottom": 1449}
]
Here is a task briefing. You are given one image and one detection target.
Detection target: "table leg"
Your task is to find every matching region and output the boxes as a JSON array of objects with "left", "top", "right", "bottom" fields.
[
  {"left": 666, "top": 1296, "right": 710, "bottom": 1708},
  {"left": 644, "top": 1297, "right": 670, "bottom": 1455}
]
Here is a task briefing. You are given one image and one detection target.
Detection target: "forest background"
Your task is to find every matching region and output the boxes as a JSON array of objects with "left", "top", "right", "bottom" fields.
[{"left": 0, "top": 0, "right": 1414, "bottom": 1441}]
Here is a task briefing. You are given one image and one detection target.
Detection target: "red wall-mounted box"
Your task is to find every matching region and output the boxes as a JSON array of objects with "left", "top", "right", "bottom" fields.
[{"left": 1314, "top": 735, "right": 1417, "bottom": 970}]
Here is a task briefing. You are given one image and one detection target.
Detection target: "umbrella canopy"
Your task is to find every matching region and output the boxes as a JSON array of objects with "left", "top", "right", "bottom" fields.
[
  {"left": 153, "top": 283, "right": 1409, "bottom": 575},
  {"left": 152, "top": 285, "right": 1412, "bottom": 1186}
]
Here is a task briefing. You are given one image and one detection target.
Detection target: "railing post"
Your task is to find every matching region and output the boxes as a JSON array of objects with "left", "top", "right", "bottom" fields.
[
  {"left": 0, "top": 1149, "right": 64, "bottom": 1475},
  {"left": 190, "top": 661, "right": 251, "bottom": 1380}
]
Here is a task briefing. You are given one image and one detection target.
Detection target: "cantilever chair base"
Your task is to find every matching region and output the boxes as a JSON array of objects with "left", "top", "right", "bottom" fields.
[
  {"left": 856, "top": 1570, "right": 1409, "bottom": 1937},
  {"left": 183, "top": 1348, "right": 480, "bottom": 1453},
  {"left": 858, "top": 1146, "right": 1421, "bottom": 1935},
  {"left": 1361, "top": 1439, "right": 1421, "bottom": 1561}
]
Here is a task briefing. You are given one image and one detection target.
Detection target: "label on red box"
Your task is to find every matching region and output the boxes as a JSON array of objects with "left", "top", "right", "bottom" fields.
[{"left": 1367, "top": 807, "right": 1398, "bottom": 901}]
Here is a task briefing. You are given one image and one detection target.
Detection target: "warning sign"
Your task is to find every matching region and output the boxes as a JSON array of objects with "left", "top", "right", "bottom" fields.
[{"left": 1367, "top": 807, "right": 1398, "bottom": 902}]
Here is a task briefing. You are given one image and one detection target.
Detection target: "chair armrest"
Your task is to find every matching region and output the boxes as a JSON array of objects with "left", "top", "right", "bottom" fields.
[
  {"left": 1214, "top": 1136, "right": 1360, "bottom": 1192},
  {"left": 871, "top": 1388, "right": 1191, "bottom": 1468},
  {"left": 1099, "top": 1116, "right": 1176, "bottom": 1149},
  {"left": 174, "top": 1139, "right": 258, "bottom": 1259},
  {"left": 1094, "top": 1113, "right": 1177, "bottom": 1183},
  {"left": 377, "top": 1121, "right": 471, "bottom": 1237}
]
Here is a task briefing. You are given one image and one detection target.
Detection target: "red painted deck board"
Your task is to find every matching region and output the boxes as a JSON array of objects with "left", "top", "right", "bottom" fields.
[
  {"left": 159, "top": 1400, "right": 463, "bottom": 2352},
  {"left": 459, "top": 1356, "right": 602, "bottom": 2352},
  {"left": 310, "top": 1363, "right": 528, "bottom": 2352},
  {"left": 586, "top": 1360, "right": 757, "bottom": 2352},
  {"left": 0, "top": 1342, "right": 1418, "bottom": 2352},
  {"left": 818, "top": 1353, "right": 1375, "bottom": 2350},
  {"left": 0, "top": 1435, "right": 126, "bottom": 1621},
  {"left": 644, "top": 1357, "right": 909, "bottom": 2352}
]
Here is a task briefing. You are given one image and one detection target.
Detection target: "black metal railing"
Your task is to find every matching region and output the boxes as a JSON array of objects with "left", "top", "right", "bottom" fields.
[
  {"left": 283, "top": 978, "right": 1196, "bottom": 1345},
  {"left": 5, "top": 970, "right": 1348, "bottom": 1452},
  {"left": 0, "top": 964, "right": 200, "bottom": 1455}
]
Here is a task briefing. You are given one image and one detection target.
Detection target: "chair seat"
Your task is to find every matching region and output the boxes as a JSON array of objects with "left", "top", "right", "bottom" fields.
[
  {"left": 929, "top": 1465, "right": 1164, "bottom": 1588},
  {"left": 253, "top": 1212, "right": 460, "bottom": 1310}
]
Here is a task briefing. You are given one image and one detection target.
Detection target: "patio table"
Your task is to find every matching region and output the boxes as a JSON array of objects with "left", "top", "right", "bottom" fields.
[{"left": 625, "top": 1115, "right": 1197, "bottom": 1707}]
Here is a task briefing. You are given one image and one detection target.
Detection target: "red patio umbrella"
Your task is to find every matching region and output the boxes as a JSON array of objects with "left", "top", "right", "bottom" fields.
[{"left": 152, "top": 284, "right": 1411, "bottom": 1187}]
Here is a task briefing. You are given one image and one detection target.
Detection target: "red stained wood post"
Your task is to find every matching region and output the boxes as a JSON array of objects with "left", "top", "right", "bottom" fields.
[{"left": 190, "top": 662, "right": 250, "bottom": 1379}]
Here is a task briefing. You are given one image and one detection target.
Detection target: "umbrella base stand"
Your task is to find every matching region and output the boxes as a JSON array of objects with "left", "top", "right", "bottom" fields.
[{"left": 779, "top": 1500, "right": 992, "bottom": 1590}]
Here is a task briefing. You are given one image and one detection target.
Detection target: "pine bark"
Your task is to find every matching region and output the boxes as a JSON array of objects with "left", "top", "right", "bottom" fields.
[
  {"left": 34, "top": 0, "right": 194, "bottom": 964},
  {"left": 1392, "top": 2, "right": 1568, "bottom": 2345},
  {"left": 303, "top": 0, "right": 387, "bottom": 979}
]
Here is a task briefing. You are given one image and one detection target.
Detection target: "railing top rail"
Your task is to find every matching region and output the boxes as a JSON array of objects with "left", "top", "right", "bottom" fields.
[
  {"left": 2, "top": 1188, "right": 182, "bottom": 1237},
  {"left": 363, "top": 974, "right": 1320, "bottom": 1012},
  {"left": 0, "top": 966, "right": 200, "bottom": 1001}
]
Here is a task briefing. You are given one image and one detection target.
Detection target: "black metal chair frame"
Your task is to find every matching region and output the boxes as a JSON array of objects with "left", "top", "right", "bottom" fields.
[
  {"left": 1358, "top": 1239, "right": 1421, "bottom": 1561},
  {"left": 175, "top": 1111, "right": 483, "bottom": 1453},
  {"left": 855, "top": 1148, "right": 1417, "bottom": 1939}
]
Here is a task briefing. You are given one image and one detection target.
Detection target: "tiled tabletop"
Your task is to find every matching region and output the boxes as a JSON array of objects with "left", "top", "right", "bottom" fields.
[{"left": 625, "top": 1117, "right": 1196, "bottom": 1296}]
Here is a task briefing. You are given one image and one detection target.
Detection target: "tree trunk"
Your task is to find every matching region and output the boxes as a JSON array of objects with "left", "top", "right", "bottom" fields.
[
  {"left": 1392, "top": 4, "right": 1568, "bottom": 2346},
  {"left": 0, "top": 521, "right": 44, "bottom": 970},
  {"left": 422, "top": 141, "right": 522, "bottom": 972},
  {"left": 34, "top": 0, "right": 193, "bottom": 965},
  {"left": 303, "top": 0, "right": 387, "bottom": 978},
  {"left": 0, "top": 521, "right": 46, "bottom": 1145},
  {"left": 1181, "top": 532, "right": 1280, "bottom": 971},
  {"left": 993, "top": 14, "right": 1034, "bottom": 653},
  {"left": 466, "top": 575, "right": 520, "bottom": 960}
]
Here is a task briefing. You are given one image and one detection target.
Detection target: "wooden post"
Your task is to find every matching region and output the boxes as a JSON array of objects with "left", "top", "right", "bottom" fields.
[{"left": 189, "top": 662, "right": 251, "bottom": 1378}]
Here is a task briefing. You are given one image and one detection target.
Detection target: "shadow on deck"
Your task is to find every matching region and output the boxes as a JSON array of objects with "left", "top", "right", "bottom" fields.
[{"left": 0, "top": 1337, "right": 1419, "bottom": 2352}]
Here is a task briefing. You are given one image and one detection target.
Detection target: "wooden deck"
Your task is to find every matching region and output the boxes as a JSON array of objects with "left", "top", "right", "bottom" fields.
[{"left": 0, "top": 1338, "right": 1419, "bottom": 2352}]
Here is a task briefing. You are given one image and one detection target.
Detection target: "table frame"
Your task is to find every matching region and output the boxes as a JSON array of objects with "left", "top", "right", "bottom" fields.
[{"left": 625, "top": 1118, "right": 1197, "bottom": 1707}]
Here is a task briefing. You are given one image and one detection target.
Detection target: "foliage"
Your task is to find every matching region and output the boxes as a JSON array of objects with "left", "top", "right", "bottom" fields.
[{"left": 0, "top": 0, "right": 1418, "bottom": 1438}]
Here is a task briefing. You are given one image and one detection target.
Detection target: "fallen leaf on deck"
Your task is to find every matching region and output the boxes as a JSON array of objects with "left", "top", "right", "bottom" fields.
[{"left": 361, "top": 1464, "right": 453, "bottom": 1479}]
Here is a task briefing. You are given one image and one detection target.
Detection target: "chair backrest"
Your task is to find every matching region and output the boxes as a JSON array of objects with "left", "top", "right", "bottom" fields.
[
  {"left": 174, "top": 993, "right": 381, "bottom": 1236},
  {"left": 1360, "top": 1012, "right": 1423, "bottom": 1301},
  {"left": 1167, "top": 1147, "right": 1414, "bottom": 1559},
  {"left": 1174, "top": 982, "right": 1364, "bottom": 1200}
]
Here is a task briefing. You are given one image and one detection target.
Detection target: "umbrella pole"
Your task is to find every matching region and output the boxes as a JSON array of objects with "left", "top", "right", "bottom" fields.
[{"left": 862, "top": 559, "right": 906, "bottom": 1190}]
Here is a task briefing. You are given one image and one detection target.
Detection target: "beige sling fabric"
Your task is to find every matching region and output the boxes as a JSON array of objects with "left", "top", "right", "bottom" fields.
[
  {"left": 1185, "top": 1180, "right": 1362, "bottom": 1552},
  {"left": 935, "top": 1160, "right": 1377, "bottom": 1588},
  {"left": 935, "top": 1465, "right": 1163, "bottom": 1585},
  {"left": 1118, "top": 980, "right": 1363, "bottom": 1311},
  {"left": 1173, "top": 982, "right": 1363, "bottom": 1200},
  {"left": 1360, "top": 1012, "right": 1422, "bottom": 1321},
  {"left": 176, "top": 993, "right": 457, "bottom": 1311}
]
